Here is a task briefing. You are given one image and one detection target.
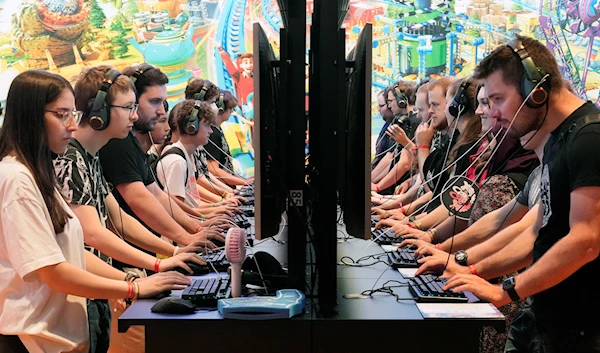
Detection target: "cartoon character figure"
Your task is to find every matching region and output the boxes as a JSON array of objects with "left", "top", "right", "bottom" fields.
[
  {"left": 449, "top": 181, "right": 477, "bottom": 213},
  {"left": 216, "top": 44, "right": 254, "bottom": 106}
]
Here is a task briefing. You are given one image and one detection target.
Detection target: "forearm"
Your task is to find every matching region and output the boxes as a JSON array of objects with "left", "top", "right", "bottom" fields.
[
  {"left": 417, "top": 205, "right": 450, "bottom": 230},
  {"left": 468, "top": 213, "right": 536, "bottom": 264},
  {"left": 209, "top": 173, "right": 235, "bottom": 193},
  {"left": 127, "top": 191, "right": 192, "bottom": 245},
  {"left": 210, "top": 166, "right": 246, "bottom": 186},
  {"left": 84, "top": 226, "right": 157, "bottom": 271},
  {"left": 39, "top": 261, "right": 129, "bottom": 300},
  {"left": 196, "top": 180, "right": 223, "bottom": 202},
  {"left": 154, "top": 188, "right": 200, "bottom": 235},
  {"left": 403, "top": 192, "right": 432, "bottom": 216},
  {"left": 475, "top": 225, "right": 536, "bottom": 280},
  {"left": 375, "top": 161, "right": 410, "bottom": 191},
  {"left": 120, "top": 212, "right": 176, "bottom": 257},
  {"left": 441, "top": 201, "right": 530, "bottom": 252},
  {"left": 372, "top": 154, "right": 392, "bottom": 183},
  {"left": 85, "top": 251, "right": 125, "bottom": 281},
  {"left": 514, "top": 226, "right": 600, "bottom": 300},
  {"left": 197, "top": 174, "right": 225, "bottom": 196}
]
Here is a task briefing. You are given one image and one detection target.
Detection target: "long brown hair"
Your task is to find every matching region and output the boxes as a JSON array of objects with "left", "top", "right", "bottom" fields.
[
  {"left": 446, "top": 78, "right": 482, "bottom": 167},
  {"left": 0, "top": 70, "right": 73, "bottom": 233}
]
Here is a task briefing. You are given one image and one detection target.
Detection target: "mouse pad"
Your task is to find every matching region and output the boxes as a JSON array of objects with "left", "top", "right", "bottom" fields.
[{"left": 217, "top": 289, "right": 305, "bottom": 320}]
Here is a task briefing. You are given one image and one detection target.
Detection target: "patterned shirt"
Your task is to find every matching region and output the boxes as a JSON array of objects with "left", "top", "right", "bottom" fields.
[{"left": 54, "top": 138, "right": 112, "bottom": 264}]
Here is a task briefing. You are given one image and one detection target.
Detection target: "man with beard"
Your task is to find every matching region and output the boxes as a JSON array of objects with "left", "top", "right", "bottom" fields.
[
  {"left": 371, "top": 88, "right": 396, "bottom": 170},
  {"left": 445, "top": 35, "right": 600, "bottom": 351},
  {"left": 99, "top": 65, "right": 224, "bottom": 269}
]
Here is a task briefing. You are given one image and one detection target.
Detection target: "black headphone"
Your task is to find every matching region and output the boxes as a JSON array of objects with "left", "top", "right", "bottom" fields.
[
  {"left": 193, "top": 80, "right": 212, "bottom": 101},
  {"left": 131, "top": 63, "right": 155, "bottom": 84},
  {"left": 448, "top": 78, "right": 472, "bottom": 118},
  {"left": 216, "top": 92, "right": 225, "bottom": 114},
  {"left": 393, "top": 84, "right": 408, "bottom": 108},
  {"left": 506, "top": 38, "right": 551, "bottom": 108},
  {"left": 184, "top": 102, "right": 202, "bottom": 135},
  {"left": 89, "top": 69, "right": 121, "bottom": 131}
]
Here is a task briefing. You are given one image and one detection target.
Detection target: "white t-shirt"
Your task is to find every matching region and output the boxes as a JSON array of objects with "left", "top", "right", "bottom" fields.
[
  {"left": 0, "top": 156, "right": 88, "bottom": 353},
  {"left": 157, "top": 141, "right": 201, "bottom": 208}
]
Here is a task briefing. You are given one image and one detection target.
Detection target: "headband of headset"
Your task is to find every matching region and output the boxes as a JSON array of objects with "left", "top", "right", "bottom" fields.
[{"left": 89, "top": 69, "right": 121, "bottom": 131}]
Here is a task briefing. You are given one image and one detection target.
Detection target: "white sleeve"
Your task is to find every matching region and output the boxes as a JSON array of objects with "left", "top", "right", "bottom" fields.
[
  {"left": 2, "top": 196, "right": 66, "bottom": 279},
  {"left": 157, "top": 155, "right": 187, "bottom": 200}
]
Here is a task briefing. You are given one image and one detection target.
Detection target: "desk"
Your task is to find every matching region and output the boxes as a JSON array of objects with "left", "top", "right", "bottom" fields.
[{"left": 120, "top": 229, "right": 504, "bottom": 352}]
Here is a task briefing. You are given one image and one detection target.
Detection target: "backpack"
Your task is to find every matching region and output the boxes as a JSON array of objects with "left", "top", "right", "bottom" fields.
[{"left": 150, "top": 146, "right": 188, "bottom": 190}]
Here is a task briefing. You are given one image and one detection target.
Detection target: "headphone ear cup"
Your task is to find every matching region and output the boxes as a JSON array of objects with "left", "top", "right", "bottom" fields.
[
  {"left": 522, "top": 74, "right": 549, "bottom": 108},
  {"left": 448, "top": 103, "right": 458, "bottom": 118},
  {"left": 89, "top": 103, "right": 109, "bottom": 131},
  {"left": 185, "top": 118, "right": 198, "bottom": 135}
]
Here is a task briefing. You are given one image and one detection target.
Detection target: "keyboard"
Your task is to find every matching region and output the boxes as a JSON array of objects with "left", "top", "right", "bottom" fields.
[
  {"left": 240, "top": 205, "right": 255, "bottom": 217},
  {"left": 181, "top": 276, "right": 232, "bottom": 307},
  {"left": 408, "top": 275, "right": 468, "bottom": 303},
  {"left": 387, "top": 247, "right": 419, "bottom": 268},
  {"left": 202, "top": 249, "right": 230, "bottom": 271},
  {"left": 233, "top": 214, "right": 251, "bottom": 228},
  {"left": 372, "top": 228, "right": 404, "bottom": 245},
  {"left": 371, "top": 217, "right": 380, "bottom": 227},
  {"left": 241, "top": 196, "right": 255, "bottom": 206}
]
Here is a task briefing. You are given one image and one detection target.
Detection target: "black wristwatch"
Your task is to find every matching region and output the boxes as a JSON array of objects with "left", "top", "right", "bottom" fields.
[
  {"left": 502, "top": 277, "right": 521, "bottom": 302},
  {"left": 454, "top": 250, "right": 468, "bottom": 266}
]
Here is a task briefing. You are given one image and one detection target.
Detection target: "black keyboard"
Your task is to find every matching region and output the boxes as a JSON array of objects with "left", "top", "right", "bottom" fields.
[
  {"left": 408, "top": 275, "right": 468, "bottom": 303},
  {"left": 202, "top": 249, "right": 230, "bottom": 271},
  {"left": 387, "top": 247, "right": 418, "bottom": 268},
  {"left": 372, "top": 228, "right": 404, "bottom": 245},
  {"left": 371, "top": 217, "right": 380, "bottom": 227},
  {"left": 181, "top": 276, "right": 232, "bottom": 307},
  {"left": 241, "top": 196, "right": 255, "bottom": 206},
  {"left": 233, "top": 214, "right": 251, "bottom": 228},
  {"left": 240, "top": 204, "right": 255, "bottom": 217}
]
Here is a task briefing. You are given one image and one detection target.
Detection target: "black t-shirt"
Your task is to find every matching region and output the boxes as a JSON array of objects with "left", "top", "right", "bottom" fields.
[
  {"left": 204, "top": 125, "right": 234, "bottom": 172},
  {"left": 422, "top": 130, "right": 460, "bottom": 212},
  {"left": 54, "top": 138, "right": 112, "bottom": 264},
  {"left": 99, "top": 132, "right": 157, "bottom": 268},
  {"left": 533, "top": 102, "right": 600, "bottom": 329},
  {"left": 516, "top": 165, "right": 541, "bottom": 208},
  {"left": 372, "top": 121, "right": 394, "bottom": 169}
]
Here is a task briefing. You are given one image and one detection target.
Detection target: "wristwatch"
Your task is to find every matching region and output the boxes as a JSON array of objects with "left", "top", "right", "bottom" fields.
[
  {"left": 454, "top": 250, "right": 468, "bottom": 266},
  {"left": 502, "top": 277, "right": 521, "bottom": 302}
]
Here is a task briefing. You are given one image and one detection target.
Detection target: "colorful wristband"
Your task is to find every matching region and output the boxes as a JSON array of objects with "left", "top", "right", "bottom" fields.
[
  {"left": 469, "top": 264, "right": 478, "bottom": 276},
  {"left": 154, "top": 258, "right": 161, "bottom": 273}
]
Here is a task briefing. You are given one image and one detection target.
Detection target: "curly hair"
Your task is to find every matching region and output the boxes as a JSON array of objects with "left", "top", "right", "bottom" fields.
[{"left": 175, "top": 100, "right": 217, "bottom": 135}]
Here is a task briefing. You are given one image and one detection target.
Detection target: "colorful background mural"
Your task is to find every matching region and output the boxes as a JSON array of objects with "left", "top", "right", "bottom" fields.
[{"left": 0, "top": 0, "right": 599, "bottom": 176}]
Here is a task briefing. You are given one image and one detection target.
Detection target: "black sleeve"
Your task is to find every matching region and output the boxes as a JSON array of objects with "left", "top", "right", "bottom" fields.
[
  {"left": 204, "top": 126, "right": 224, "bottom": 164},
  {"left": 99, "top": 135, "right": 147, "bottom": 186},
  {"left": 567, "top": 124, "right": 600, "bottom": 191},
  {"left": 515, "top": 186, "right": 529, "bottom": 206},
  {"left": 454, "top": 142, "right": 477, "bottom": 176}
]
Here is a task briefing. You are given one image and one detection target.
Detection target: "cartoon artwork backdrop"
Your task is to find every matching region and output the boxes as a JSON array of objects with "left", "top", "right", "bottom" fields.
[{"left": 0, "top": 0, "right": 599, "bottom": 175}]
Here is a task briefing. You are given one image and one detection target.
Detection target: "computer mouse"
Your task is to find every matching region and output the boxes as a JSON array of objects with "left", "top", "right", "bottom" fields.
[
  {"left": 173, "top": 262, "right": 209, "bottom": 275},
  {"left": 151, "top": 297, "right": 196, "bottom": 315}
]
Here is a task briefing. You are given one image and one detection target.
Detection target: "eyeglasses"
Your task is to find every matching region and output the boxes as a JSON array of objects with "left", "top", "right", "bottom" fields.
[
  {"left": 45, "top": 109, "right": 84, "bottom": 127},
  {"left": 108, "top": 103, "right": 139, "bottom": 117}
]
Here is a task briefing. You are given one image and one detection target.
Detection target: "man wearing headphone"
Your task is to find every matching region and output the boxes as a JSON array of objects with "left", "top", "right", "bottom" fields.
[
  {"left": 372, "top": 81, "right": 420, "bottom": 195},
  {"left": 445, "top": 35, "right": 600, "bottom": 351},
  {"left": 371, "top": 87, "right": 396, "bottom": 170},
  {"left": 156, "top": 100, "right": 216, "bottom": 208},
  {"left": 98, "top": 65, "right": 225, "bottom": 261}
]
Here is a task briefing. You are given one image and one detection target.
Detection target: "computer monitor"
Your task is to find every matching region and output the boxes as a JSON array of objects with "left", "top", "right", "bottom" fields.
[
  {"left": 253, "top": 23, "right": 285, "bottom": 240},
  {"left": 338, "top": 24, "right": 372, "bottom": 239},
  {"left": 275, "top": 0, "right": 288, "bottom": 28}
]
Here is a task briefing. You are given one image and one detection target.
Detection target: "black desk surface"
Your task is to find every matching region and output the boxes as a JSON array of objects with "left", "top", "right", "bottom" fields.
[{"left": 119, "top": 224, "right": 504, "bottom": 352}]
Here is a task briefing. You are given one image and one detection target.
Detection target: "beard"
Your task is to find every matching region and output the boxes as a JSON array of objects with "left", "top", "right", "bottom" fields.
[{"left": 134, "top": 116, "right": 158, "bottom": 133}]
